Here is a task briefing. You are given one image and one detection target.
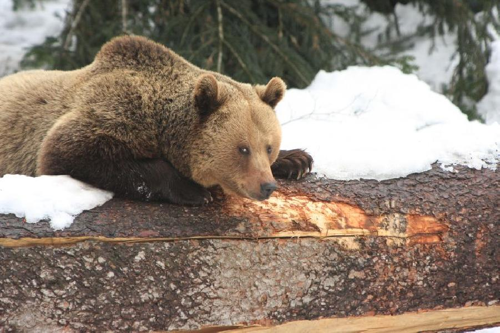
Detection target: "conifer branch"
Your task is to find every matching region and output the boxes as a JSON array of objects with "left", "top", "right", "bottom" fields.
[
  {"left": 63, "top": 0, "right": 90, "bottom": 51},
  {"left": 121, "top": 0, "right": 128, "bottom": 34},
  {"left": 22, "top": 0, "right": 497, "bottom": 122},
  {"left": 180, "top": 3, "right": 210, "bottom": 46},
  {"left": 222, "top": 39, "right": 254, "bottom": 82},
  {"left": 220, "top": 0, "right": 309, "bottom": 85},
  {"left": 216, "top": 0, "right": 224, "bottom": 73}
]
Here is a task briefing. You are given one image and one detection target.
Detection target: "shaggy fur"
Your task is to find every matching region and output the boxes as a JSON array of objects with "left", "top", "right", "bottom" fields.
[{"left": 0, "top": 36, "right": 312, "bottom": 205}]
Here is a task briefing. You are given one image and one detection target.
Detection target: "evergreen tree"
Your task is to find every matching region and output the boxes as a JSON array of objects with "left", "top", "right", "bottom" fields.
[
  {"left": 360, "top": 0, "right": 500, "bottom": 119},
  {"left": 14, "top": 0, "right": 500, "bottom": 120},
  {"left": 19, "top": 0, "right": 394, "bottom": 89}
]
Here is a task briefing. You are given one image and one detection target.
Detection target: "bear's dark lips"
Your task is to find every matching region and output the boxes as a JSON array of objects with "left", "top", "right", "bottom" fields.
[
  {"left": 241, "top": 189, "right": 269, "bottom": 201},
  {"left": 230, "top": 182, "right": 275, "bottom": 201},
  {"left": 219, "top": 180, "right": 259, "bottom": 201}
]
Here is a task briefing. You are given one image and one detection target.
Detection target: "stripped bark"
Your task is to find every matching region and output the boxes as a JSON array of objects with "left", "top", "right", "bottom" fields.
[{"left": 0, "top": 164, "right": 498, "bottom": 332}]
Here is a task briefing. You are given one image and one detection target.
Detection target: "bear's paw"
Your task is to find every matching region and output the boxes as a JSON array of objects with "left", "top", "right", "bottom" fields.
[{"left": 271, "top": 149, "right": 313, "bottom": 180}]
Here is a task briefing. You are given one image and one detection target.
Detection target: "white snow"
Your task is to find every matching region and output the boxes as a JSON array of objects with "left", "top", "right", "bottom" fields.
[
  {"left": 472, "top": 328, "right": 500, "bottom": 333},
  {"left": 478, "top": 41, "right": 500, "bottom": 124},
  {"left": 278, "top": 66, "right": 500, "bottom": 180},
  {"left": 0, "top": 175, "right": 113, "bottom": 230},
  {"left": 0, "top": 0, "right": 70, "bottom": 77}
]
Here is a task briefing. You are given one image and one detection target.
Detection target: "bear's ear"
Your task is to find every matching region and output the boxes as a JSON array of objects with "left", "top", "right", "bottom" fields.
[
  {"left": 256, "top": 77, "right": 286, "bottom": 108},
  {"left": 194, "top": 74, "right": 223, "bottom": 119}
]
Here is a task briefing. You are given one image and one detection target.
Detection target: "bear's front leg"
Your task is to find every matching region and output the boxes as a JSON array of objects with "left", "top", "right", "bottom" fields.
[
  {"left": 272, "top": 149, "right": 313, "bottom": 180},
  {"left": 107, "top": 159, "right": 213, "bottom": 205},
  {"left": 37, "top": 114, "right": 211, "bottom": 205}
]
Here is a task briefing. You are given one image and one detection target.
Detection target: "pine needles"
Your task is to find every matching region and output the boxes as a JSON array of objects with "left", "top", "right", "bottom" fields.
[
  {"left": 15, "top": 0, "right": 500, "bottom": 120},
  {"left": 19, "top": 0, "right": 386, "bottom": 88}
]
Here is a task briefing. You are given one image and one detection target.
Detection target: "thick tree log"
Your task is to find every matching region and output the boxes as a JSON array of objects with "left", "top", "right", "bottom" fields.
[{"left": 0, "top": 164, "right": 499, "bottom": 331}]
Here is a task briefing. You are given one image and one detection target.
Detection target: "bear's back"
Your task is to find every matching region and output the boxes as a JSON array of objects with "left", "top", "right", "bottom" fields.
[
  {"left": 93, "top": 36, "right": 197, "bottom": 76},
  {"left": 0, "top": 36, "right": 187, "bottom": 176}
]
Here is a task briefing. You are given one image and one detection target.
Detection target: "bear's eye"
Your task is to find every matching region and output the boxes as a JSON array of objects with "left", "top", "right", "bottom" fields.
[
  {"left": 267, "top": 146, "right": 272, "bottom": 155},
  {"left": 239, "top": 146, "right": 250, "bottom": 155}
]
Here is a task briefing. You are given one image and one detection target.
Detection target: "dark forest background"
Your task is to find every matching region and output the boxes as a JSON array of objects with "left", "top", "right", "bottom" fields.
[{"left": 13, "top": 0, "right": 500, "bottom": 120}]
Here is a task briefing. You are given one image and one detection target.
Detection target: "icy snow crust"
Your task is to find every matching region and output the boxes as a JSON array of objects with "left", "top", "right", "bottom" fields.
[
  {"left": 0, "top": 175, "right": 113, "bottom": 230},
  {"left": 278, "top": 66, "right": 500, "bottom": 181}
]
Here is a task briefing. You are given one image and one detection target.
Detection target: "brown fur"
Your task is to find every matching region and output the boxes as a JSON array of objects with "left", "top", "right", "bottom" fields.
[{"left": 0, "top": 36, "right": 311, "bottom": 204}]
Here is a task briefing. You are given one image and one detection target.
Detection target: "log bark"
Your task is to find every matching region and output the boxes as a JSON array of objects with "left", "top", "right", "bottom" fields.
[{"left": 0, "top": 164, "right": 499, "bottom": 332}]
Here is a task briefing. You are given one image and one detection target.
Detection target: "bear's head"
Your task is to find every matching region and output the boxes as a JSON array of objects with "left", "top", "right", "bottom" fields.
[{"left": 190, "top": 74, "right": 286, "bottom": 201}]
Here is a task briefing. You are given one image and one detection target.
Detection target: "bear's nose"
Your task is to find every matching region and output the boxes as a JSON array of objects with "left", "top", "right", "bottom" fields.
[{"left": 260, "top": 182, "right": 277, "bottom": 199}]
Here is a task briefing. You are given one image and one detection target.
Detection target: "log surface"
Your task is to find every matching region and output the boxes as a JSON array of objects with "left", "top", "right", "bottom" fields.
[{"left": 0, "top": 164, "right": 499, "bottom": 331}]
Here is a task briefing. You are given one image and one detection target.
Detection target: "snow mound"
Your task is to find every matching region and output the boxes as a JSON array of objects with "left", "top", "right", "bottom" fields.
[
  {"left": 478, "top": 41, "right": 500, "bottom": 125},
  {"left": 0, "top": 175, "right": 113, "bottom": 230},
  {"left": 0, "top": 0, "right": 70, "bottom": 77},
  {"left": 278, "top": 66, "right": 500, "bottom": 180}
]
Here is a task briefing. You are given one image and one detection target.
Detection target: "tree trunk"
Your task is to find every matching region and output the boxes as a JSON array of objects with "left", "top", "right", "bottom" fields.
[{"left": 0, "top": 164, "right": 499, "bottom": 332}]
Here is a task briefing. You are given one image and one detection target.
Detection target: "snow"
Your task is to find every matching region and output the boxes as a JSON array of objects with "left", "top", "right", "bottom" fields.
[
  {"left": 478, "top": 41, "right": 500, "bottom": 124},
  {"left": 0, "top": 0, "right": 70, "bottom": 77},
  {"left": 0, "top": 175, "right": 113, "bottom": 230},
  {"left": 278, "top": 66, "right": 500, "bottom": 180}
]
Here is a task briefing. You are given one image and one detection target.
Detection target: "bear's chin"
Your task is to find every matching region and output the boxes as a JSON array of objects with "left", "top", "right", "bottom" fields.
[{"left": 219, "top": 182, "right": 269, "bottom": 201}]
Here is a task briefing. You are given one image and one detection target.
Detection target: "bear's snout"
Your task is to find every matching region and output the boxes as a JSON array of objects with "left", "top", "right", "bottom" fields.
[{"left": 260, "top": 182, "right": 277, "bottom": 200}]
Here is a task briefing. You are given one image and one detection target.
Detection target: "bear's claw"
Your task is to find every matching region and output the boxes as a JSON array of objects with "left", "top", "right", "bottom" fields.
[
  {"left": 171, "top": 186, "right": 212, "bottom": 206},
  {"left": 272, "top": 149, "right": 313, "bottom": 180},
  {"left": 203, "top": 193, "right": 214, "bottom": 205}
]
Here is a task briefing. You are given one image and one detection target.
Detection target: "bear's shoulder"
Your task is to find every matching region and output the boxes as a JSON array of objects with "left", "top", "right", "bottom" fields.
[{"left": 94, "top": 36, "right": 187, "bottom": 72}]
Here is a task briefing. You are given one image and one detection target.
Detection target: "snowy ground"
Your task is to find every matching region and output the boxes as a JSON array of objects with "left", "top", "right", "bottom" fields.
[
  {"left": 326, "top": 0, "right": 500, "bottom": 126},
  {"left": 0, "top": 0, "right": 70, "bottom": 76}
]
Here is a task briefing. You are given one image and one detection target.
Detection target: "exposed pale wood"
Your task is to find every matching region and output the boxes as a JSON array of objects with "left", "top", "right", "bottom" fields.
[{"left": 225, "top": 306, "right": 500, "bottom": 333}]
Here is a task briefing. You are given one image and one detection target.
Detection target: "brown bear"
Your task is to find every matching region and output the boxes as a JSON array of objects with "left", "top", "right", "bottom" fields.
[{"left": 0, "top": 36, "right": 312, "bottom": 205}]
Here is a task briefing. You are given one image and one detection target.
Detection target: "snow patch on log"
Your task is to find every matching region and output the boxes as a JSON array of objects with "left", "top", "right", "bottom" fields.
[{"left": 0, "top": 174, "right": 113, "bottom": 230}]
